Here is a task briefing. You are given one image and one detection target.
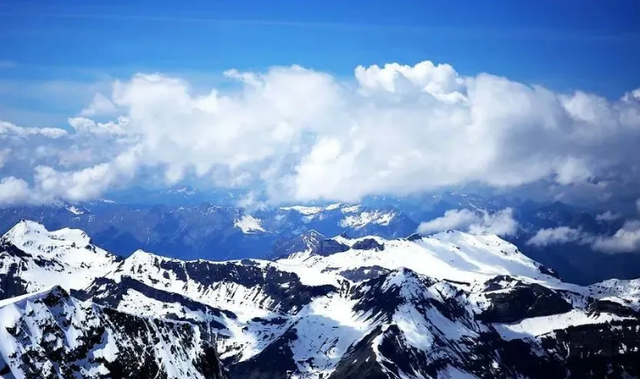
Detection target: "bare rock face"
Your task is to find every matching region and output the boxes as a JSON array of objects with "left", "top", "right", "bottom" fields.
[
  {"left": 351, "top": 238, "right": 385, "bottom": 251},
  {"left": 477, "top": 277, "right": 573, "bottom": 323}
]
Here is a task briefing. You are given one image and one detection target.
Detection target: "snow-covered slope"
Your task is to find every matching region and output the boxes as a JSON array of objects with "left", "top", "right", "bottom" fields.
[
  {"left": 0, "top": 220, "right": 119, "bottom": 300},
  {"left": 276, "top": 231, "right": 564, "bottom": 286},
  {"left": 1, "top": 220, "right": 640, "bottom": 379},
  {"left": 0, "top": 286, "right": 225, "bottom": 379}
]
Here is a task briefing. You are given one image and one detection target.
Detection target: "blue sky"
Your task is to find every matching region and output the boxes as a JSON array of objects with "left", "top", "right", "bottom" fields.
[{"left": 1, "top": 0, "right": 639, "bottom": 127}]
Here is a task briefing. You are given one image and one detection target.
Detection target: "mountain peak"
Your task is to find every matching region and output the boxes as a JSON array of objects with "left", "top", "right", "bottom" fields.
[
  {"left": 0, "top": 221, "right": 118, "bottom": 299},
  {"left": 2, "top": 219, "right": 48, "bottom": 240},
  {"left": 125, "top": 249, "right": 176, "bottom": 266},
  {"left": 2, "top": 220, "right": 92, "bottom": 252},
  {"left": 382, "top": 267, "right": 422, "bottom": 289}
]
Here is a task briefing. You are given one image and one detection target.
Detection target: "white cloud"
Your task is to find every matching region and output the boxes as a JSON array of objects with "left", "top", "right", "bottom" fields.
[
  {"left": 68, "top": 116, "right": 128, "bottom": 135},
  {"left": 554, "top": 157, "right": 592, "bottom": 185},
  {"left": 596, "top": 210, "right": 621, "bottom": 222},
  {"left": 527, "top": 222, "right": 640, "bottom": 253},
  {"left": 79, "top": 93, "right": 119, "bottom": 116},
  {"left": 0, "top": 148, "right": 9, "bottom": 169},
  {"left": 0, "top": 120, "right": 67, "bottom": 139},
  {"left": 417, "top": 208, "right": 517, "bottom": 236},
  {"left": 527, "top": 226, "right": 588, "bottom": 247},
  {"left": 592, "top": 220, "right": 640, "bottom": 253},
  {"left": 354, "top": 61, "right": 466, "bottom": 103},
  {"left": 417, "top": 209, "right": 479, "bottom": 234},
  {"left": 2, "top": 60, "right": 640, "bottom": 204},
  {"left": 31, "top": 149, "right": 139, "bottom": 202},
  {"left": 468, "top": 208, "right": 519, "bottom": 236},
  {"left": 0, "top": 177, "right": 30, "bottom": 205}
]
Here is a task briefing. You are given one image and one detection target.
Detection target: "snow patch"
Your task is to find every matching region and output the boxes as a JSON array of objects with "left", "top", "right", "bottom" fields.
[
  {"left": 234, "top": 215, "right": 266, "bottom": 234},
  {"left": 339, "top": 210, "right": 395, "bottom": 229}
]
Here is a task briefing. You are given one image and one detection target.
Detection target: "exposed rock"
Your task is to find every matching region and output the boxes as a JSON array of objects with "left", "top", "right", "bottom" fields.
[
  {"left": 352, "top": 238, "right": 385, "bottom": 251},
  {"left": 405, "top": 233, "right": 423, "bottom": 241},
  {"left": 311, "top": 238, "right": 350, "bottom": 256},
  {"left": 477, "top": 280, "right": 573, "bottom": 323}
]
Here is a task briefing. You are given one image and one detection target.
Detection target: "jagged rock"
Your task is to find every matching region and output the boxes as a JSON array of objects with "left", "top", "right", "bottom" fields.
[
  {"left": 311, "top": 238, "right": 350, "bottom": 256},
  {"left": 352, "top": 238, "right": 385, "bottom": 251},
  {"left": 588, "top": 299, "right": 638, "bottom": 318},
  {"left": 477, "top": 281, "right": 573, "bottom": 323},
  {"left": 269, "top": 230, "right": 325, "bottom": 259},
  {"left": 406, "top": 232, "right": 423, "bottom": 241},
  {"left": 538, "top": 264, "right": 561, "bottom": 279},
  {"left": 338, "top": 265, "right": 390, "bottom": 281}
]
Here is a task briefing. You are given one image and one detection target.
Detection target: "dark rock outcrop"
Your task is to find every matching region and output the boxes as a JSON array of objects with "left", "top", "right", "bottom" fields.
[
  {"left": 352, "top": 238, "right": 385, "bottom": 251},
  {"left": 477, "top": 280, "right": 573, "bottom": 323}
]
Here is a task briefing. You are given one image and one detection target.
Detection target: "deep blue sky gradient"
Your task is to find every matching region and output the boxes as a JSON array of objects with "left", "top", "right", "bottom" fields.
[{"left": 0, "top": 0, "right": 639, "bottom": 126}]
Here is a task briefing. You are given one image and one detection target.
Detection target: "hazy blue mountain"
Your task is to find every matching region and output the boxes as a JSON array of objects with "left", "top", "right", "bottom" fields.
[{"left": 0, "top": 190, "right": 637, "bottom": 284}]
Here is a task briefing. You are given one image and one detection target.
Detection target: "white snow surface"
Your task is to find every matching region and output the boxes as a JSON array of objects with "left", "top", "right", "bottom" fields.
[
  {"left": 280, "top": 205, "right": 325, "bottom": 215},
  {"left": 234, "top": 215, "right": 266, "bottom": 233},
  {"left": 588, "top": 278, "right": 640, "bottom": 311},
  {"left": 277, "top": 231, "right": 562, "bottom": 286},
  {"left": 493, "top": 309, "right": 632, "bottom": 341},
  {"left": 66, "top": 205, "right": 85, "bottom": 215},
  {"left": 339, "top": 210, "right": 395, "bottom": 229},
  {"left": 0, "top": 286, "right": 219, "bottom": 379},
  {"left": 0, "top": 220, "right": 118, "bottom": 292},
  {"left": 279, "top": 204, "right": 395, "bottom": 230}
]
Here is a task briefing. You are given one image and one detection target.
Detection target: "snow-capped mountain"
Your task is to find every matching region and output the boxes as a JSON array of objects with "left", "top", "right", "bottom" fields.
[
  {"left": 2, "top": 221, "right": 640, "bottom": 378},
  {"left": 0, "top": 220, "right": 119, "bottom": 300},
  {"left": 0, "top": 286, "right": 225, "bottom": 379},
  {"left": 2, "top": 191, "right": 639, "bottom": 285},
  {"left": 0, "top": 202, "right": 417, "bottom": 261}
]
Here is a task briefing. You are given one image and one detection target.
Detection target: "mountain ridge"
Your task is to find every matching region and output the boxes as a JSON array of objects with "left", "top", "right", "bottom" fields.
[{"left": 2, "top": 220, "right": 640, "bottom": 378}]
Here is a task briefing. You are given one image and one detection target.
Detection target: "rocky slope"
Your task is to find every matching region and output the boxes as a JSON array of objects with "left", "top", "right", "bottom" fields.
[
  {"left": 1, "top": 221, "right": 640, "bottom": 378},
  {"left": 0, "top": 286, "right": 225, "bottom": 379}
]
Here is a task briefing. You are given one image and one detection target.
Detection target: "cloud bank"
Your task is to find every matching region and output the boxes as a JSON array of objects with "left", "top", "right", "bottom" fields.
[
  {"left": 527, "top": 219, "right": 640, "bottom": 254},
  {"left": 1, "top": 60, "right": 640, "bottom": 205},
  {"left": 417, "top": 208, "right": 518, "bottom": 236}
]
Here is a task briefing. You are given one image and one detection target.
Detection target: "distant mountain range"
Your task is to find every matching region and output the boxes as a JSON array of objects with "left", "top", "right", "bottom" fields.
[
  {"left": 1, "top": 221, "right": 640, "bottom": 378},
  {"left": 0, "top": 190, "right": 636, "bottom": 285}
]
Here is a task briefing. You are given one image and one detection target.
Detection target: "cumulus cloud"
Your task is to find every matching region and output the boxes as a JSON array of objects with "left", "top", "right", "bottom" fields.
[
  {"left": 0, "top": 177, "right": 30, "bottom": 205},
  {"left": 79, "top": 93, "right": 119, "bottom": 116},
  {"left": 417, "top": 209, "right": 479, "bottom": 234},
  {"left": 596, "top": 211, "right": 621, "bottom": 222},
  {"left": 527, "top": 222, "right": 640, "bottom": 254},
  {"left": 592, "top": 221, "right": 640, "bottom": 253},
  {"left": 68, "top": 116, "right": 128, "bottom": 135},
  {"left": 468, "top": 208, "right": 519, "bottom": 236},
  {"left": 417, "top": 208, "right": 518, "bottom": 236},
  {"left": 0, "top": 120, "right": 67, "bottom": 139},
  {"left": 31, "top": 149, "right": 139, "bottom": 202},
  {"left": 527, "top": 226, "right": 588, "bottom": 247},
  {"left": 2, "top": 60, "right": 640, "bottom": 204}
]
